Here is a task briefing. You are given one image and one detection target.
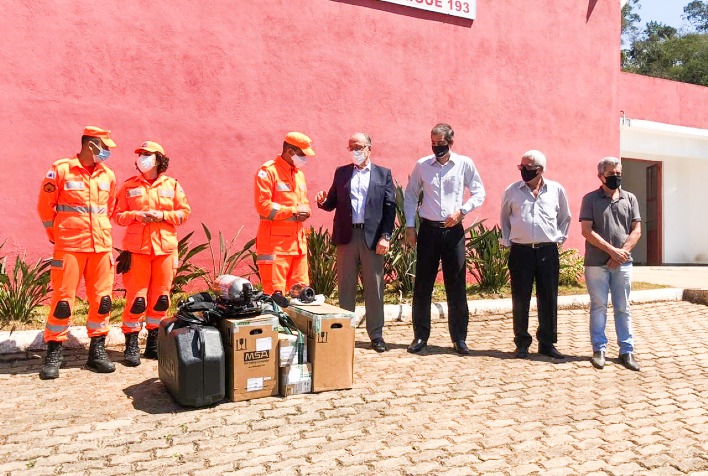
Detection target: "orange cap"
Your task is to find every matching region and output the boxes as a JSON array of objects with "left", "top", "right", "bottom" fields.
[
  {"left": 134, "top": 141, "right": 165, "bottom": 155},
  {"left": 83, "top": 126, "right": 117, "bottom": 148},
  {"left": 285, "top": 132, "right": 315, "bottom": 156}
]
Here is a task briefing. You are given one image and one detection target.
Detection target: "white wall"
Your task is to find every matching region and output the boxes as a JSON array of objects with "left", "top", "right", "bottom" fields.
[{"left": 621, "top": 120, "right": 708, "bottom": 264}]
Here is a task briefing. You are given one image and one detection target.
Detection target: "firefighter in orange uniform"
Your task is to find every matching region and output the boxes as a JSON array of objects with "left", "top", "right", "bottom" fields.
[
  {"left": 113, "top": 141, "right": 191, "bottom": 366},
  {"left": 255, "top": 132, "right": 315, "bottom": 300},
  {"left": 37, "top": 126, "right": 118, "bottom": 379}
]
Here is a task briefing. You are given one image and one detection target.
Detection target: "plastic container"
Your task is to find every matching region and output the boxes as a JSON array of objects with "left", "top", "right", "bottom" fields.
[{"left": 158, "top": 318, "right": 225, "bottom": 407}]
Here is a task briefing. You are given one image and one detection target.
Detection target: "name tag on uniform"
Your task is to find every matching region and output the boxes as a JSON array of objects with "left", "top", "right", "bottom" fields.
[
  {"left": 158, "top": 189, "right": 175, "bottom": 198},
  {"left": 275, "top": 182, "right": 291, "bottom": 192},
  {"left": 97, "top": 182, "right": 110, "bottom": 191},
  {"left": 65, "top": 181, "right": 84, "bottom": 190},
  {"left": 127, "top": 188, "right": 143, "bottom": 197}
]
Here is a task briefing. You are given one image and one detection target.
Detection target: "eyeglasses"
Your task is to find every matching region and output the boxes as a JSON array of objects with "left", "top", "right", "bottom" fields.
[
  {"left": 348, "top": 145, "right": 369, "bottom": 152},
  {"left": 517, "top": 164, "right": 541, "bottom": 171}
]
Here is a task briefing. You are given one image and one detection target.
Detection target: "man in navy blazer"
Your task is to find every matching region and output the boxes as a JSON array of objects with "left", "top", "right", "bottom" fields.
[{"left": 316, "top": 133, "right": 396, "bottom": 352}]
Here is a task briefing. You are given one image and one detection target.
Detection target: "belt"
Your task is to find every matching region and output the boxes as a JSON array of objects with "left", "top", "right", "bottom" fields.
[
  {"left": 420, "top": 218, "right": 448, "bottom": 228},
  {"left": 352, "top": 223, "right": 364, "bottom": 229},
  {"left": 512, "top": 242, "right": 556, "bottom": 249}
]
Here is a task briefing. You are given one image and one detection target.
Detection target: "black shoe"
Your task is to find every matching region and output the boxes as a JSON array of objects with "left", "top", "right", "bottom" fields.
[
  {"left": 143, "top": 329, "right": 159, "bottom": 360},
  {"left": 86, "top": 336, "right": 116, "bottom": 373},
  {"left": 371, "top": 338, "right": 387, "bottom": 353},
  {"left": 539, "top": 344, "right": 565, "bottom": 359},
  {"left": 407, "top": 338, "right": 427, "bottom": 354},
  {"left": 453, "top": 341, "right": 470, "bottom": 355},
  {"left": 591, "top": 351, "right": 605, "bottom": 369},
  {"left": 514, "top": 346, "right": 529, "bottom": 359},
  {"left": 123, "top": 332, "right": 141, "bottom": 367},
  {"left": 39, "top": 341, "right": 63, "bottom": 380},
  {"left": 620, "top": 352, "right": 640, "bottom": 371}
]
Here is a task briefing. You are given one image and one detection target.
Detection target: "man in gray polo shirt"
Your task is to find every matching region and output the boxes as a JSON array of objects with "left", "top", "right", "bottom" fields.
[{"left": 580, "top": 157, "right": 642, "bottom": 371}]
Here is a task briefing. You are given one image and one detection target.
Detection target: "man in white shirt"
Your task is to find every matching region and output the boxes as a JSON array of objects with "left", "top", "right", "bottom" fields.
[
  {"left": 404, "top": 123, "right": 485, "bottom": 355},
  {"left": 500, "top": 150, "right": 571, "bottom": 360}
]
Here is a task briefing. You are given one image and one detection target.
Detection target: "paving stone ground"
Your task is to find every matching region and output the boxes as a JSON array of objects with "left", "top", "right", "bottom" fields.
[{"left": 1, "top": 301, "right": 707, "bottom": 475}]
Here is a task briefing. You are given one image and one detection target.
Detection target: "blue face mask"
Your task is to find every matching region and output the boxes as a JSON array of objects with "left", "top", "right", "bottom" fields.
[{"left": 93, "top": 147, "right": 111, "bottom": 163}]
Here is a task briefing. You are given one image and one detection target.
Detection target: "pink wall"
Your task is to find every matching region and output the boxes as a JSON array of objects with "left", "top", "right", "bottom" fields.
[
  {"left": 620, "top": 73, "right": 708, "bottom": 129},
  {"left": 0, "top": 0, "right": 621, "bottom": 266}
]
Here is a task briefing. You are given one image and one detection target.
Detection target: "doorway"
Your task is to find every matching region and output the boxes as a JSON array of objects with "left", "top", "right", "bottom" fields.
[{"left": 620, "top": 158, "right": 662, "bottom": 265}]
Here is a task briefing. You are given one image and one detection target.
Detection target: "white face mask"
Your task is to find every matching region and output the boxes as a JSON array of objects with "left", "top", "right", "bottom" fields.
[
  {"left": 352, "top": 150, "right": 367, "bottom": 166},
  {"left": 292, "top": 154, "right": 307, "bottom": 169},
  {"left": 137, "top": 154, "right": 156, "bottom": 173}
]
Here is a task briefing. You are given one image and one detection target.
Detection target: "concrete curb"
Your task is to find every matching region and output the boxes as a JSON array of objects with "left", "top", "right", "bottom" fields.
[{"left": 0, "top": 288, "right": 689, "bottom": 354}]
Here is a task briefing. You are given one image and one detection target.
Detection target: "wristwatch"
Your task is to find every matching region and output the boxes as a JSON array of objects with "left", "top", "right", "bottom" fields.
[
  {"left": 382, "top": 233, "right": 391, "bottom": 241},
  {"left": 460, "top": 208, "right": 468, "bottom": 216}
]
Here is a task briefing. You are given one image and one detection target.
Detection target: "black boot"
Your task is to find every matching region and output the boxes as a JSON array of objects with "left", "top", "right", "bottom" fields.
[
  {"left": 143, "top": 329, "right": 159, "bottom": 360},
  {"left": 123, "top": 332, "right": 141, "bottom": 367},
  {"left": 39, "top": 341, "right": 63, "bottom": 380},
  {"left": 86, "top": 336, "right": 115, "bottom": 373}
]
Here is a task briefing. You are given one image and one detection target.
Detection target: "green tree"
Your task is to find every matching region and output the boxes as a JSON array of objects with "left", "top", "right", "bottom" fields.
[{"left": 683, "top": 0, "right": 708, "bottom": 33}]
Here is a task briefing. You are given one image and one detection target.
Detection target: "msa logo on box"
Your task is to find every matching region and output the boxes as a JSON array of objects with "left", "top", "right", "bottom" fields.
[{"left": 244, "top": 350, "right": 270, "bottom": 362}]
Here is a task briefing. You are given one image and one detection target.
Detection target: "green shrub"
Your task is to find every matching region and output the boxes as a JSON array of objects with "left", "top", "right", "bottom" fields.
[
  {"left": 383, "top": 183, "right": 416, "bottom": 296},
  {"left": 171, "top": 230, "right": 209, "bottom": 294},
  {"left": 0, "top": 243, "right": 52, "bottom": 329},
  {"left": 307, "top": 226, "right": 338, "bottom": 298},
  {"left": 559, "top": 247, "right": 584, "bottom": 286},
  {"left": 465, "top": 221, "right": 509, "bottom": 294},
  {"left": 200, "top": 223, "right": 257, "bottom": 289}
]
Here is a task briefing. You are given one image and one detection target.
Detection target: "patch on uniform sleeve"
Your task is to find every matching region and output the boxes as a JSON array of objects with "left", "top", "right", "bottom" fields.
[
  {"left": 45, "top": 170, "right": 56, "bottom": 180},
  {"left": 258, "top": 170, "right": 268, "bottom": 179},
  {"left": 43, "top": 183, "right": 56, "bottom": 193}
]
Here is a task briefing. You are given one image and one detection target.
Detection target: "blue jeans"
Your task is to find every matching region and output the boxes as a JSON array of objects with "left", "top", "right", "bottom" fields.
[{"left": 585, "top": 263, "right": 634, "bottom": 354}]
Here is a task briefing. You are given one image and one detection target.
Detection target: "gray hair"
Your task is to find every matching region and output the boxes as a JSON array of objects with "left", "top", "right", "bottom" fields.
[
  {"left": 597, "top": 156, "right": 621, "bottom": 175},
  {"left": 431, "top": 123, "right": 454, "bottom": 143},
  {"left": 521, "top": 150, "right": 547, "bottom": 170},
  {"left": 352, "top": 132, "right": 372, "bottom": 146}
]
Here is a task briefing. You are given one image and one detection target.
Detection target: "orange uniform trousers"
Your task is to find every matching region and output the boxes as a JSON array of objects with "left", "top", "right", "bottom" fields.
[
  {"left": 121, "top": 251, "right": 177, "bottom": 334},
  {"left": 45, "top": 251, "right": 114, "bottom": 342},
  {"left": 257, "top": 254, "right": 309, "bottom": 295}
]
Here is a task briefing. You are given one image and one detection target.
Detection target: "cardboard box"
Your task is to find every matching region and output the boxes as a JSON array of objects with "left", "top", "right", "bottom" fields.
[
  {"left": 219, "top": 315, "right": 279, "bottom": 402},
  {"left": 279, "top": 363, "right": 312, "bottom": 396},
  {"left": 285, "top": 303, "right": 355, "bottom": 392},
  {"left": 278, "top": 332, "right": 307, "bottom": 367}
]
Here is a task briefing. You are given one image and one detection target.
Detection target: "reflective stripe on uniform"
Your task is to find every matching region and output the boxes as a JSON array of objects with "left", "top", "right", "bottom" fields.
[
  {"left": 50, "top": 259, "right": 63, "bottom": 268},
  {"left": 45, "top": 323, "right": 69, "bottom": 333},
  {"left": 267, "top": 203, "right": 281, "bottom": 220},
  {"left": 87, "top": 321, "right": 108, "bottom": 330},
  {"left": 176, "top": 211, "right": 184, "bottom": 224},
  {"left": 275, "top": 182, "right": 291, "bottom": 192},
  {"left": 145, "top": 317, "right": 162, "bottom": 326},
  {"left": 123, "top": 321, "right": 142, "bottom": 329},
  {"left": 42, "top": 220, "right": 54, "bottom": 228},
  {"left": 56, "top": 204, "right": 107, "bottom": 214},
  {"left": 260, "top": 215, "right": 297, "bottom": 222},
  {"left": 256, "top": 254, "right": 275, "bottom": 263}
]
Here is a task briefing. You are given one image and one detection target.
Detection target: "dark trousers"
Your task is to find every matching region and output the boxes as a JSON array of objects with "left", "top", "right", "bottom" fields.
[
  {"left": 412, "top": 221, "right": 468, "bottom": 342},
  {"left": 508, "top": 244, "right": 559, "bottom": 349}
]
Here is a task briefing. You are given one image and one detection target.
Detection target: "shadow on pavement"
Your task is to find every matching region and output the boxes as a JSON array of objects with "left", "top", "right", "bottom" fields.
[{"left": 122, "top": 378, "right": 198, "bottom": 414}]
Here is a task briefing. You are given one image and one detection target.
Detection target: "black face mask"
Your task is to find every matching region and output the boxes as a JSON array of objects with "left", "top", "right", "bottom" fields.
[
  {"left": 604, "top": 175, "right": 622, "bottom": 190},
  {"left": 520, "top": 167, "right": 539, "bottom": 182},
  {"left": 432, "top": 145, "right": 449, "bottom": 160}
]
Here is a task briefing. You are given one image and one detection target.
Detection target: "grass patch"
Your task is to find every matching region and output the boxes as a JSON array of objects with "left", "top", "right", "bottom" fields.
[{"left": 4, "top": 283, "right": 669, "bottom": 331}]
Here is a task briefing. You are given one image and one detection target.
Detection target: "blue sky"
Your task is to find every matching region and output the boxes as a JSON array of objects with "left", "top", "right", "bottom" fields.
[{"left": 636, "top": 0, "right": 692, "bottom": 29}]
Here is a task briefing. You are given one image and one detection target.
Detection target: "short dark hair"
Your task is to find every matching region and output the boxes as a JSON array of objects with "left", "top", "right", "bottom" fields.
[
  {"left": 282, "top": 141, "right": 301, "bottom": 155},
  {"left": 81, "top": 135, "right": 100, "bottom": 148},
  {"left": 431, "top": 123, "right": 454, "bottom": 143}
]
